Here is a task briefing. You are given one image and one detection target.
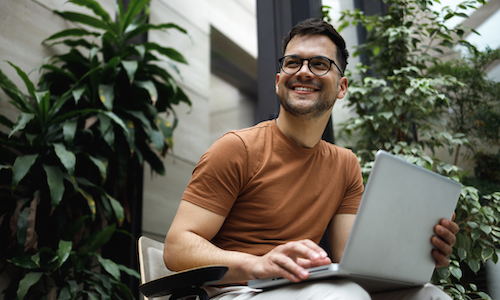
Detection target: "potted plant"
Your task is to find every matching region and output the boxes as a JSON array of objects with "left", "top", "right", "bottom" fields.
[{"left": 0, "top": 0, "right": 190, "bottom": 298}]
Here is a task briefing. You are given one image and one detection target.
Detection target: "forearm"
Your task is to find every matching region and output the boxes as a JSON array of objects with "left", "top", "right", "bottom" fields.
[{"left": 164, "top": 228, "right": 258, "bottom": 284}]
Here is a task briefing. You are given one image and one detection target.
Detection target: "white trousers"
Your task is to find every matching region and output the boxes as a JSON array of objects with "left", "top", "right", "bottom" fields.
[{"left": 205, "top": 281, "right": 451, "bottom": 300}]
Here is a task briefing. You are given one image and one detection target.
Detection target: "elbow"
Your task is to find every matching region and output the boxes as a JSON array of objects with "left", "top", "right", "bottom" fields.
[{"left": 163, "top": 233, "right": 182, "bottom": 272}]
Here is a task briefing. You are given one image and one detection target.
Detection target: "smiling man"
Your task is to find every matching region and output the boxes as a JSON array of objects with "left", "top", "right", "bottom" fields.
[{"left": 163, "top": 18, "right": 459, "bottom": 299}]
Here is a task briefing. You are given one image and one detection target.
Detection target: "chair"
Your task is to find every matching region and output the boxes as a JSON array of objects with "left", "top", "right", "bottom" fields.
[{"left": 137, "top": 236, "right": 228, "bottom": 300}]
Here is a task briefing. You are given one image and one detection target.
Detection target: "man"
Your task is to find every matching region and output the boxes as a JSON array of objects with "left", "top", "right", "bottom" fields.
[{"left": 164, "top": 18, "right": 459, "bottom": 299}]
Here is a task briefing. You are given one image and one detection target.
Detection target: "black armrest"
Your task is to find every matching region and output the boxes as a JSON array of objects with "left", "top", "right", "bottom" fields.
[{"left": 139, "top": 265, "right": 228, "bottom": 299}]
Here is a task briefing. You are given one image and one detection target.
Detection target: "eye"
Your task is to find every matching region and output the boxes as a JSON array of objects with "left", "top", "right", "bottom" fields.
[
  {"left": 310, "top": 58, "right": 330, "bottom": 70},
  {"left": 284, "top": 59, "right": 301, "bottom": 67}
]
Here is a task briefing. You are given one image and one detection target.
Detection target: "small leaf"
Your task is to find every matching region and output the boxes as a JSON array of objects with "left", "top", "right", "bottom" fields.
[
  {"left": 17, "top": 272, "right": 44, "bottom": 300},
  {"left": 72, "top": 86, "right": 86, "bottom": 103},
  {"left": 450, "top": 265, "right": 462, "bottom": 279},
  {"left": 467, "top": 259, "right": 480, "bottom": 273},
  {"left": 89, "top": 156, "right": 107, "bottom": 183},
  {"left": 481, "top": 247, "right": 494, "bottom": 261},
  {"left": 458, "top": 247, "right": 467, "bottom": 260}
]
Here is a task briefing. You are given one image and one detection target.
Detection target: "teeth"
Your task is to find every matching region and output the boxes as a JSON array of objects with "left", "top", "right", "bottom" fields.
[{"left": 294, "top": 87, "right": 315, "bottom": 92}]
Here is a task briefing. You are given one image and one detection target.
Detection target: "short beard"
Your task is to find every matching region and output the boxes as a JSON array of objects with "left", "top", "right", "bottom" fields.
[{"left": 279, "top": 80, "right": 337, "bottom": 120}]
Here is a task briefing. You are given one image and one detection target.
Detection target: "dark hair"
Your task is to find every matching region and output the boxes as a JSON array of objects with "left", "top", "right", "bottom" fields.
[{"left": 282, "top": 18, "right": 349, "bottom": 74}]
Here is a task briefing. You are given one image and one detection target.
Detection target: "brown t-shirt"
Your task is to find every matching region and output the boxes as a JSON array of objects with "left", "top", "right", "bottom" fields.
[{"left": 182, "top": 120, "right": 364, "bottom": 256}]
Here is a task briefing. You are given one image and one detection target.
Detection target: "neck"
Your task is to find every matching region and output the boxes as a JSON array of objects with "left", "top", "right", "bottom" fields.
[{"left": 275, "top": 108, "right": 332, "bottom": 148}]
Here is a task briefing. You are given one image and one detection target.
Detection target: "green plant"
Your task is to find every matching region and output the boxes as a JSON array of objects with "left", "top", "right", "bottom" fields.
[
  {"left": 0, "top": 0, "right": 190, "bottom": 298},
  {"left": 337, "top": 0, "right": 500, "bottom": 298},
  {"left": 428, "top": 47, "right": 500, "bottom": 166}
]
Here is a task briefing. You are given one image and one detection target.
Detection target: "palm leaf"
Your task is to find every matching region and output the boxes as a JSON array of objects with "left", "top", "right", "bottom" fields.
[
  {"left": 68, "top": 0, "right": 111, "bottom": 22},
  {"left": 43, "top": 28, "right": 99, "bottom": 43},
  {"left": 124, "top": 23, "right": 187, "bottom": 42},
  {"left": 54, "top": 11, "right": 109, "bottom": 31},
  {"left": 144, "top": 42, "right": 188, "bottom": 64},
  {"left": 120, "top": 0, "right": 151, "bottom": 32}
]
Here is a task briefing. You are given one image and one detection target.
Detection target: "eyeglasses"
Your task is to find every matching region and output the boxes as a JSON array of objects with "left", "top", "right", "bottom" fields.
[{"left": 278, "top": 55, "right": 343, "bottom": 76}]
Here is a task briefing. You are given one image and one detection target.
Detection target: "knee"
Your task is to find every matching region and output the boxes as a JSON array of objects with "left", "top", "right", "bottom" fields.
[
  {"left": 420, "top": 283, "right": 452, "bottom": 300},
  {"left": 301, "top": 280, "right": 371, "bottom": 300}
]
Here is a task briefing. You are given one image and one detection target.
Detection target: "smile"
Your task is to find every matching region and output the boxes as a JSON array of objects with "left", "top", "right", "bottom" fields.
[{"left": 293, "top": 86, "right": 317, "bottom": 92}]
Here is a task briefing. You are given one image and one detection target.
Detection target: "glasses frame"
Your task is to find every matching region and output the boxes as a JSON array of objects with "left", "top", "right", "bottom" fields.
[{"left": 278, "top": 55, "right": 343, "bottom": 77}]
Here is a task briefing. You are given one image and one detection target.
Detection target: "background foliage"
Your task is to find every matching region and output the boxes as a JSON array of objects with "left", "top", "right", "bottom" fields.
[
  {"left": 0, "top": 0, "right": 190, "bottom": 298},
  {"left": 335, "top": 0, "right": 500, "bottom": 298}
]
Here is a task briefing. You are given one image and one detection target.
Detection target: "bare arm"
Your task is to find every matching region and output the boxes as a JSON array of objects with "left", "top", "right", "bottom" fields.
[
  {"left": 164, "top": 200, "right": 330, "bottom": 284},
  {"left": 327, "top": 214, "right": 356, "bottom": 262}
]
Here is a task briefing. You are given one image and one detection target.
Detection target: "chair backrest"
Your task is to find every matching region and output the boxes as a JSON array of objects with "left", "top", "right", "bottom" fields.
[{"left": 138, "top": 236, "right": 174, "bottom": 299}]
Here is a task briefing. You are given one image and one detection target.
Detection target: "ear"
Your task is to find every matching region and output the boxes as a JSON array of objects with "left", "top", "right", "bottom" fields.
[
  {"left": 275, "top": 73, "right": 280, "bottom": 95},
  {"left": 336, "top": 76, "right": 348, "bottom": 99}
]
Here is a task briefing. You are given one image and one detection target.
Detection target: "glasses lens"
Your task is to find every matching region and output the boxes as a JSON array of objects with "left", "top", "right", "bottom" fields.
[
  {"left": 281, "top": 56, "right": 302, "bottom": 74},
  {"left": 309, "top": 57, "right": 331, "bottom": 75}
]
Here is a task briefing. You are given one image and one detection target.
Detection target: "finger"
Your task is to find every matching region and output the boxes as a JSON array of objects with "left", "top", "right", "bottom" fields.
[
  {"left": 441, "top": 218, "right": 459, "bottom": 235},
  {"left": 432, "top": 248, "right": 450, "bottom": 268},
  {"left": 297, "top": 256, "right": 332, "bottom": 269},
  {"left": 434, "top": 222, "right": 457, "bottom": 248},
  {"left": 284, "top": 239, "right": 328, "bottom": 261}
]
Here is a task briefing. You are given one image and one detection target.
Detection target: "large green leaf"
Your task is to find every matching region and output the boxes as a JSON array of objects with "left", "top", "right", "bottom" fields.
[
  {"left": 68, "top": 0, "right": 111, "bottom": 22},
  {"left": 0, "top": 67, "right": 33, "bottom": 113},
  {"left": 120, "top": 0, "right": 151, "bottom": 32},
  {"left": 9, "top": 113, "right": 35, "bottom": 138},
  {"left": 43, "top": 164, "right": 65, "bottom": 208},
  {"left": 134, "top": 80, "right": 158, "bottom": 103},
  {"left": 54, "top": 11, "right": 109, "bottom": 30},
  {"left": 86, "top": 223, "right": 116, "bottom": 253},
  {"left": 145, "top": 42, "right": 188, "bottom": 64},
  {"left": 56, "top": 240, "right": 73, "bottom": 269},
  {"left": 98, "top": 84, "right": 114, "bottom": 110},
  {"left": 78, "top": 188, "right": 96, "bottom": 220},
  {"left": 35, "top": 91, "right": 50, "bottom": 122},
  {"left": 53, "top": 143, "right": 76, "bottom": 177},
  {"left": 7, "top": 62, "right": 36, "bottom": 99},
  {"left": 97, "top": 254, "right": 121, "bottom": 281},
  {"left": 124, "top": 22, "right": 187, "bottom": 41},
  {"left": 16, "top": 207, "right": 31, "bottom": 248},
  {"left": 17, "top": 272, "right": 44, "bottom": 300},
  {"left": 121, "top": 60, "right": 138, "bottom": 83},
  {"left": 43, "top": 28, "right": 99, "bottom": 43},
  {"left": 89, "top": 155, "right": 107, "bottom": 182},
  {"left": 106, "top": 194, "right": 124, "bottom": 225},
  {"left": 63, "top": 120, "right": 78, "bottom": 146},
  {"left": 12, "top": 154, "right": 38, "bottom": 187}
]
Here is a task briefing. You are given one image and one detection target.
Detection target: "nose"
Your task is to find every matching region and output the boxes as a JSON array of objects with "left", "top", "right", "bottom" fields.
[{"left": 295, "top": 59, "right": 314, "bottom": 77}]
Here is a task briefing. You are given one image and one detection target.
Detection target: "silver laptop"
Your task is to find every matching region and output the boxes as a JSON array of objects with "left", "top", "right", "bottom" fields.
[{"left": 248, "top": 150, "right": 461, "bottom": 293}]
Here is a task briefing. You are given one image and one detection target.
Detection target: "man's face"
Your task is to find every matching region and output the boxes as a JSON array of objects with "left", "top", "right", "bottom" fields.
[{"left": 275, "top": 34, "right": 347, "bottom": 120}]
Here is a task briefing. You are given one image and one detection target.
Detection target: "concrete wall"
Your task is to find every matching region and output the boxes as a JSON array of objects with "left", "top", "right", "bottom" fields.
[{"left": 142, "top": 0, "right": 257, "bottom": 242}]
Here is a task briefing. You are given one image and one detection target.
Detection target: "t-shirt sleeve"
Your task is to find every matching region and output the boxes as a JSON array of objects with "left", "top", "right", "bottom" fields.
[
  {"left": 336, "top": 151, "right": 364, "bottom": 215},
  {"left": 182, "top": 132, "right": 247, "bottom": 217}
]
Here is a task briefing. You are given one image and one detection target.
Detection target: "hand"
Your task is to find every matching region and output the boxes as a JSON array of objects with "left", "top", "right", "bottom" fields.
[
  {"left": 249, "top": 239, "right": 331, "bottom": 283},
  {"left": 432, "top": 215, "right": 459, "bottom": 268}
]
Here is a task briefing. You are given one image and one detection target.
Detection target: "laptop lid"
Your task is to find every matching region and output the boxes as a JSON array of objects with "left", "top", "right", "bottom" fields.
[
  {"left": 248, "top": 150, "right": 461, "bottom": 291},
  {"left": 338, "top": 150, "right": 461, "bottom": 285}
]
